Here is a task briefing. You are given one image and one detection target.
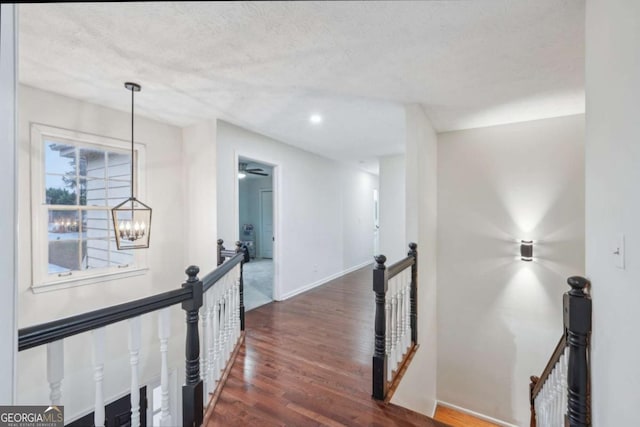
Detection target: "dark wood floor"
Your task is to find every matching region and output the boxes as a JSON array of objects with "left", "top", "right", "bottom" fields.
[{"left": 206, "top": 266, "right": 447, "bottom": 426}]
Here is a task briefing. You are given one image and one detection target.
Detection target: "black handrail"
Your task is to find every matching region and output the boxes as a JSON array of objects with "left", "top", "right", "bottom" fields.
[
  {"left": 203, "top": 252, "right": 243, "bottom": 292},
  {"left": 19, "top": 287, "right": 192, "bottom": 352},
  {"left": 387, "top": 255, "right": 415, "bottom": 279},
  {"left": 18, "top": 253, "right": 246, "bottom": 427}
]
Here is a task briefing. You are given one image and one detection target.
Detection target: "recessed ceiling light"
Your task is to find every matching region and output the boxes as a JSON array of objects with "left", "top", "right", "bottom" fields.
[
  {"left": 310, "top": 114, "right": 323, "bottom": 124},
  {"left": 238, "top": 172, "right": 246, "bottom": 179}
]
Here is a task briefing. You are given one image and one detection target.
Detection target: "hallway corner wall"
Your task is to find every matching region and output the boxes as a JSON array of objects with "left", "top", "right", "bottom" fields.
[
  {"left": 378, "top": 154, "right": 406, "bottom": 263},
  {"left": 391, "top": 104, "right": 438, "bottom": 417}
]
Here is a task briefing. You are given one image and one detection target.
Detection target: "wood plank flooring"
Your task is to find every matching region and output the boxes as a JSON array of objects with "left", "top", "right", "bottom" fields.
[
  {"left": 206, "top": 266, "right": 447, "bottom": 426},
  {"left": 434, "top": 406, "right": 499, "bottom": 427}
]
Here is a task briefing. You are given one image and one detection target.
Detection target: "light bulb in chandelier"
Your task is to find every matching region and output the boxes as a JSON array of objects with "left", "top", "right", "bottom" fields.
[{"left": 118, "top": 219, "right": 147, "bottom": 242}]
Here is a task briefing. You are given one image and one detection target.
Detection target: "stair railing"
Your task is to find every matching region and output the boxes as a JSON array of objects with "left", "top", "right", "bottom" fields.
[
  {"left": 372, "top": 242, "right": 418, "bottom": 401},
  {"left": 18, "top": 248, "right": 245, "bottom": 427},
  {"left": 529, "top": 276, "right": 591, "bottom": 427}
]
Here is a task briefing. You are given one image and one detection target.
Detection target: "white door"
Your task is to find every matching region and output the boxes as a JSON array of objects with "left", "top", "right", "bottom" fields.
[{"left": 260, "top": 190, "right": 273, "bottom": 258}]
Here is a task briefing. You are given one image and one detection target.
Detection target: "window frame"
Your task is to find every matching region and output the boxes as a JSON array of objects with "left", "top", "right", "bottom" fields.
[{"left": 30, "top": 123, "right": 149, "bottom": 293}]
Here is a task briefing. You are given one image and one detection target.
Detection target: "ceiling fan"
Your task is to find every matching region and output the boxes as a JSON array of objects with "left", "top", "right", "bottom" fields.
[{"left": 238, "top": 162, "right": 268, "bottom": 177}]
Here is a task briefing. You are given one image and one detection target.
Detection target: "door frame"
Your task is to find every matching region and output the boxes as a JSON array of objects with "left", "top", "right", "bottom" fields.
[
  {"left": 233, "top": 151, "right": 281, "bottom": 300},
  {"left": 258, "top": 189, "right": 273, "bottom": 259}
]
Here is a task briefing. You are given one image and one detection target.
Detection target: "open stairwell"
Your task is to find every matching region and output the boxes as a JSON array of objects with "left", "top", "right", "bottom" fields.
[{"left": 205, "top": 257, "right": 442, "bottom": 426}]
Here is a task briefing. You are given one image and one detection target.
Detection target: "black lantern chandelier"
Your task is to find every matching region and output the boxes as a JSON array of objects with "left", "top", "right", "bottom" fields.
[{"left": 111, "top": 82, "right": 152, "bottom": 250}]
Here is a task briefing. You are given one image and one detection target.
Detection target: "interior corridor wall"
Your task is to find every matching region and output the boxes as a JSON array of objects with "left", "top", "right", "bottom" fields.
[
  {"left": 437, "top": 114, "right": 585, "bottom": 426},
  {"left": 586, "top": 1, "right": 640, "bottom": 424},
  {"left": 391, "top": 105, "right": 438, "bottom": 417},
  {"left": 16, "top": 86, "right": 187, "bottom": 420},
  {"left": 216, "top": 120, "right": 378, "bottom": 300},
  {"left": 378, "top": 154, "right": 406, "bottom": 262}
]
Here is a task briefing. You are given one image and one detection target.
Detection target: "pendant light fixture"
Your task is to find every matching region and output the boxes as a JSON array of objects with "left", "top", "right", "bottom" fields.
[{"left": 111, "top": 82, "right": 152, "bottom": 250}]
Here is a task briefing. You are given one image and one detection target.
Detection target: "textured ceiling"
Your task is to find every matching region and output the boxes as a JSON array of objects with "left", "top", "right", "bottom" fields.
[{"left": 18, "top": 1, "right": 585, "bottom": 170}]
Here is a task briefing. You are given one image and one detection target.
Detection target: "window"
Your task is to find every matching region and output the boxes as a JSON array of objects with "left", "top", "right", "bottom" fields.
[{"left": 31, "top": 124, "right": 147, "bottom": 291}]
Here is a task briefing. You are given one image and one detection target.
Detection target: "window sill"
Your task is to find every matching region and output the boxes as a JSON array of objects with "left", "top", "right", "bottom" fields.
[{"left": 31, "top": 267, "right": 149, "bottom": 294}]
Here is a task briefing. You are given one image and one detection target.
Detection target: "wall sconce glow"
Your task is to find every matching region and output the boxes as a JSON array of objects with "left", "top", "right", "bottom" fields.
[
  {"left": 520, "top": 240, "right": 533, "bottom": 262},
  {"left": 309, "top": 114, "right": 323, "bottom": 124},
  {"left": 238, "top": 172, "right": 246, "bottom": 179}
]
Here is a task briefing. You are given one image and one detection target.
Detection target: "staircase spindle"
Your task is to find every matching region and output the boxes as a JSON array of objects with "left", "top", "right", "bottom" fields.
[
  {"left": 158, "top": 308, "right": 172, "bottom": 427},
  {"left": 403, "top": 269, "right": 411, "bottom": 352},
  {"left": 199, "top": 291, "right": 210, "bottom": 395},
  {"left": 205, "top": 288, "right": 216, "bottom": 392},
  {"left": 213, "top": 291, "right": 222, "bottom": 381},
  {"left": 128, "top": 316, "right": 141, "bottom": 427},
  {"left": 92, "top": 327, "right": 106, "bottom": 427},
  {"left": 46, "top": 340, "right": 63, "bottom": 405}
]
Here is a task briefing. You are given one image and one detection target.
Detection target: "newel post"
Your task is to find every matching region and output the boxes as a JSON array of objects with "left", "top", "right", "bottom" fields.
[
  {"left": 217, "top": 239, "right": 225, "bottom": 266},
  {"left": 182, "top": 266, "right": 204, "bottom": 427},
  {"left": 372, "top": 255, "right": 388, "bottom": 400},
  {"left": 564, "top": 276, "right": 591, "bottom": 427},
  {"left": 235, "top": 241, "right": 246, "bottom": 331},
  {"left": 408, "top": 242, "right": 418, "bottom": 344}
]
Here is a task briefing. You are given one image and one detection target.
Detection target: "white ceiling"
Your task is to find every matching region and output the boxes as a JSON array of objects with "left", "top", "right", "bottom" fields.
[{"left": 18, "top": 1, "right": 585, "bottom": 173}]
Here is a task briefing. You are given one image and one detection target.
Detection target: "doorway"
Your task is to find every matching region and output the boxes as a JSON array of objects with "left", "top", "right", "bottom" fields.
[{"left": 238, "top": 157, "right": 274, "bottom": 311}]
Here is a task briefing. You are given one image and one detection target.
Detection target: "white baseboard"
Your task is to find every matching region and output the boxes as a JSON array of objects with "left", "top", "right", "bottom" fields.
[
  {"left": 436, "top": 400, "right": 518, "bottom": 427},
  {"left": 278, "top": 260, "right": 373, "bottom": 301}
]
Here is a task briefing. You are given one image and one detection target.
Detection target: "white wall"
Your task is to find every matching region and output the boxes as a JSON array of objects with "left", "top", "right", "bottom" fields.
[
  {"left": 586, "top": 1, "right": 640, "bottom": 425},
  {"left": 391, "top": 105, "right": 438, "bottom": 416},
  {"left": 378, "top": 154, "right": 406, "bottom": 262},
  {"left": 437, "top": 115, "right": 585, "bottom": 425},
  {"left": 217, "top": 120, "right": 378, "bottom": 300},
  {"left": 239, "top": 175, "right": 273, "bottom": 257},
  {"left": 0, "top": 3, "right": 18, "bottom": 404},
  {"left": 182, "top": 120, "right": 218, "bottom": 272},
  {"left": 17, "top": 86, "right": 187, "bottom": 419}
]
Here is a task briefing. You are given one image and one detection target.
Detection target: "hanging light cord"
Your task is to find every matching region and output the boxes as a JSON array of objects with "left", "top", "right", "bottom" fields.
[{"left": 130, "top": 86, "right": 135, "bottom": 201}]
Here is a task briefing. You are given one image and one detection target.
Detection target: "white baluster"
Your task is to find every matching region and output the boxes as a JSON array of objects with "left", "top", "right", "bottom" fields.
[
  {"left": 158, "top": 308, "right": 173, "bottom": 427},
  {"left": 234, "top": 274, "right": 240, "bottom": 342},
  {"left": 397, "top": 273, "right": 403, "bottom": 358},
  {"left": 129, "top": 317, "right": 141, "bottom": 427},
  {"left": 394, "top": 277, "right": 402, "bottom": 370},
  {"left": 199, "top": 292, "right": 210, "bottom": 395},
  {"left": 212, "top": 288, "right": 222, "bottom": 381},
  {"left": 388, "top": 279, "right": 395, "bottom": 373},
  {"left": 46, "top": 340, "right": 64, "bottom": 405},
  {"left": 235, "top": 266, "right": 241, "bottom": 339},
  {"left": 385, "top": 293, "right": 392, "bottom": 380},
  {"left": 225, "top": 281, "right": 233, "bottom": 356},
  {"left": 404, "top": 271, "right": 411, "bottom": 351},
  {"left": 92, "top": 327, "right": 106, "bottom": 427},
  {"left": 218, "top": 290, "right": 227, "bottom": 377},
  {"left": 206, "top": 288, "right": 216, "bottom": 393}
]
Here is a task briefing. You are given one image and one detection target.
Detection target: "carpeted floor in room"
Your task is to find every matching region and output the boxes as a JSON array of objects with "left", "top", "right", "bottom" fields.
[{"left": 243, "top": 258, "right": 274, "bottom": 311}]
